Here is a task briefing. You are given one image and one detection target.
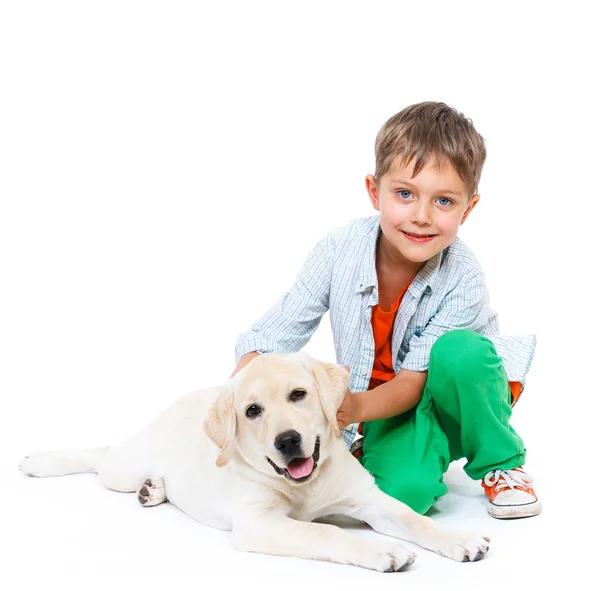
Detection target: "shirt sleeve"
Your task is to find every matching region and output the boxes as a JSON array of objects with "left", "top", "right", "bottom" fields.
[
  {"left": 401, "top": 271, "right": 488, "bottom": 372},
  {"left": 234, "top": 233, "right": 333, "bottom": 363}
]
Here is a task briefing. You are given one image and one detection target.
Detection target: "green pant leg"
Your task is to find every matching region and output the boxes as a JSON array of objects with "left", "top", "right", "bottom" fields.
[
  {"left": 427, "top": 330, "right": 526, "bottom": 479},
  {"left": 360, "top": 390, "right": 451, "bottom": 515}
]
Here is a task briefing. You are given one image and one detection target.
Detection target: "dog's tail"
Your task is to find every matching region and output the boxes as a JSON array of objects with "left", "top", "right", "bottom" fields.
[{"left": 18, "top": 447, "right": 109, "bottom": 478}]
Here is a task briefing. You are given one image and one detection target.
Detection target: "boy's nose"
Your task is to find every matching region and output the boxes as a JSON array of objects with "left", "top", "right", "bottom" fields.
[{"left": 411, "top": 201, "right": 433, "bottom": 224}]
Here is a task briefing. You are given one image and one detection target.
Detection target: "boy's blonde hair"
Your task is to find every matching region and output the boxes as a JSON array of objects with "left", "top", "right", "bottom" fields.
[{"left": 374, "top": 102, "right": 487, "bottom": 196}]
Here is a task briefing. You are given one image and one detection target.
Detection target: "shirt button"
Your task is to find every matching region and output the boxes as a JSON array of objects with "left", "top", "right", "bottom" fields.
[{"left": 362, "top": 368, "right": 368, "bottom": 376}]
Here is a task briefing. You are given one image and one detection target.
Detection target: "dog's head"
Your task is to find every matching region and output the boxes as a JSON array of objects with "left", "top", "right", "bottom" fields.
[{"left": 203, "top": 352, "right": 349, "bottom": 485}]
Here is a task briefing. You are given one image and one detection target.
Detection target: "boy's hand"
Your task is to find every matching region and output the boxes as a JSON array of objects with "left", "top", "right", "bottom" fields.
[{"left": 337, "top": 388, "right": 362, "bottom": 430}]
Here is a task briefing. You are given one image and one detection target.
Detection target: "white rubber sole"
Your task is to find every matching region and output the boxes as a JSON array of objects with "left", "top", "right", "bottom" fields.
[{"left": 488, "top": 498, "right": 542, "bottom": 519}]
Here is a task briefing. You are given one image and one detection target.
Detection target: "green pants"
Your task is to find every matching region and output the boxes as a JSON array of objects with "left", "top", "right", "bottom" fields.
[{"left": 359, "top": 329, "right": 526, "bottom": 514}]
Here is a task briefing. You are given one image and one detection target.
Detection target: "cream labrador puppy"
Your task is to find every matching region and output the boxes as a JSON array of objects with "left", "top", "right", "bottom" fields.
[{"left": 19, "top": 352, "right": 490, "bottom": 572}]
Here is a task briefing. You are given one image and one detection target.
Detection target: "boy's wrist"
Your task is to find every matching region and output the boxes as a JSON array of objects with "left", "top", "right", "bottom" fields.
[{"left": 352, "top": 391, "right": 369, "bottom": 424}]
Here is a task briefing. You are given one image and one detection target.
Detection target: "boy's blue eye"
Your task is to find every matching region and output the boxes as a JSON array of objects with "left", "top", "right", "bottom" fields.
[
  {"left": 398, "top": 190, "right": 412, "bottom": 200},
  {"left": 437, "top": 197, "right": 452, "bottom": 206}
]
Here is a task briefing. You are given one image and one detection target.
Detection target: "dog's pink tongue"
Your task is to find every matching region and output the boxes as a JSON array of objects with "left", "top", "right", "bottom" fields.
[{"left": 287, "top": 456, "right": 314, "bottom": 479}]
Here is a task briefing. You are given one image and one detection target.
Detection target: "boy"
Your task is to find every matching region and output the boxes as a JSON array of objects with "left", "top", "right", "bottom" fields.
[{"left": 231, "top": 102, "right": 540, "bottom": 519}]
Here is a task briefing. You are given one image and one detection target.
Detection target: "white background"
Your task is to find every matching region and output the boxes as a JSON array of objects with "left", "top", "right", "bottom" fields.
[{"left": 1, "top": 1, "right": 597, "bottom": 589}]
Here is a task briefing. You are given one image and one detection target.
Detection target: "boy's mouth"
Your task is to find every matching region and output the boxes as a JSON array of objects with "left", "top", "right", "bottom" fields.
[{"left": 401, "top": 231, "right": 437, "bottom": 243}]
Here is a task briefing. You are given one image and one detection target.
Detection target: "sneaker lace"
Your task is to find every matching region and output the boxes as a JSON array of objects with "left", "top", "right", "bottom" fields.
[{"left": 483, "top": 469, "right": 533, "bottom": 493}]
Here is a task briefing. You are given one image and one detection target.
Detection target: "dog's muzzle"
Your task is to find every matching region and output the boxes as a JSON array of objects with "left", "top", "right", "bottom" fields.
[{"left": 266, "top": 436, "right": 320, "bottom": 483}]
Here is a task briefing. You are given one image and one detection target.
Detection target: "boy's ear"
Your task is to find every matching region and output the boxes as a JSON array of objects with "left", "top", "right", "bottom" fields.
[
  {"left": 365, "top": 174, "right": 380, "bottom": 211},
  {"left": 460, "top": 193, "right": 480, "bottom": 224},
  {"left": 204, "top": 380, "right": 237, "bottom": 467}
]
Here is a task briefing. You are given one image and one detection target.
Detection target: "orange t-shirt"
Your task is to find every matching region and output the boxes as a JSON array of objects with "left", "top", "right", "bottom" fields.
[{"left": 368, "top": 282, "right": 411, "bottom": 391}]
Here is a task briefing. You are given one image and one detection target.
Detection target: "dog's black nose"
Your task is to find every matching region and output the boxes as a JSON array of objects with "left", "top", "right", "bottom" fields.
[{"left": 274, "top": 430, "right": 302, "bottom": 457}]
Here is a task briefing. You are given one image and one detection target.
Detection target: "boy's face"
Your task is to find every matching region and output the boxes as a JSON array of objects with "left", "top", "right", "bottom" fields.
[{"left": 366, "top": 155, "right": 479, "bottom": 267}]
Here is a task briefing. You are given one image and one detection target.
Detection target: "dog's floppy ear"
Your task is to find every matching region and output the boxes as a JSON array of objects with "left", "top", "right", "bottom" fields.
[
  {"left": 306, "top": 356, "right": 349, "bottom": 437},
  {"left": 204, "top": 380, "right": 237, "bottom": 467}
]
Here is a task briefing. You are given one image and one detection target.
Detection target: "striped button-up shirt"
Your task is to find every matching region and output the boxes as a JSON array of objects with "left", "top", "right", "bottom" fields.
[{"left": 235, "top": 215, "right": 536, "bottom": 447}]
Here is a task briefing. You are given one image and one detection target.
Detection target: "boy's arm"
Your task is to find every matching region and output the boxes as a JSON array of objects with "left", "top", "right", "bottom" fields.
[
  {"left": 234, "top": 232, "right": 334, "bottom": 366},
  {"left": 337, "top": 370, "right": 427, "bottom": 429}
]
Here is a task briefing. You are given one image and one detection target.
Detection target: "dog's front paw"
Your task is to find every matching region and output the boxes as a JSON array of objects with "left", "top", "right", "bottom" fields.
[
  {"left": 360, "top": 540, "right": 417, "bottom": 572},
  {"left": 137, "top": 477, "right": 167, "bottom": 507},
  {"left": 434, "top": 532, "right": 490, "bottom": 562}
]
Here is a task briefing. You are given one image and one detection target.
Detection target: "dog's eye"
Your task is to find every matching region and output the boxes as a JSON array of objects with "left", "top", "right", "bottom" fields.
[
  {"left": 245, "top": 404, "right": 262, "bottom": 418},
  {"left": 290, "top": 389, "right": 306, "bottom": 402}
]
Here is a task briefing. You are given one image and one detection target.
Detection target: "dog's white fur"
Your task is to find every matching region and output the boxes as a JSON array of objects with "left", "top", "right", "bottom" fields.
[{"left": 19, "top": 352, "right": 490, "bottom": 572}]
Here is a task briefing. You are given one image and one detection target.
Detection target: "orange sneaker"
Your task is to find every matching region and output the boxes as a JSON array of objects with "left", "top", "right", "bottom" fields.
[{"left": 482, "top": 467, "right": 542, "bottom": 519}]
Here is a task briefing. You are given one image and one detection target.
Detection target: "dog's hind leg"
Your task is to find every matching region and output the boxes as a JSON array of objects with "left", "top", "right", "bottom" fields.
[
  {"left": 21, "top": 443, "right": 168, "bottom": 504},
  {"left": 97, "top": 444, "right": 160, "bottom": 495}
]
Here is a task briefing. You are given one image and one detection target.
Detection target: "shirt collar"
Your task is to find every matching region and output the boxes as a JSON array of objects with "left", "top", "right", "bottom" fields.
[{"left": 356, "top": 217, "right": 444, "bottom": 297}]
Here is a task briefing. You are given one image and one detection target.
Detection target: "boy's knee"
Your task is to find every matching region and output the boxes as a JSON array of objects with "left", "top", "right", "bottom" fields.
[
  {"left": 430, "top": 330, "right": 495, "bottom": 378},
  {"left": 375, "top": 474, "right": 446, "bottom": 515}
]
